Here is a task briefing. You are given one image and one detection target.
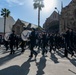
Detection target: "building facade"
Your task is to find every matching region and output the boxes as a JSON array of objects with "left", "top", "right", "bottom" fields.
[
  {"left": 60, "top": 0, "right": 76, "bottom": 33},
  {"left": 43, "top": 11, "right": 59, "bottom": 33},
  {"left": 12, "top": 19, "right": 38, "bottom": 35},
  {"left": 0, "top": 16, "right": 15, "bottom": 33}
]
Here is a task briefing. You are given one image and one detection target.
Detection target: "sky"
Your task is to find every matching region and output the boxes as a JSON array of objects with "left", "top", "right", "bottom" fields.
[{"left": 0, "top": 0, "right": 72, "bottom": 27}]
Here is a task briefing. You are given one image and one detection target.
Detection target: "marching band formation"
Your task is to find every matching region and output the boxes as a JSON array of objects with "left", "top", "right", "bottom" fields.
[{"left": 2, "top": 28, "right": 76, "bottom": 59}]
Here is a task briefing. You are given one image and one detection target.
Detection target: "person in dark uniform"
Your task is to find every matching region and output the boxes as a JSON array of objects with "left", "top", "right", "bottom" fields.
[
  {"left": 68, "top": 29, "right": 74, "bottom": 57},
  {"left": 49, "top": 33, "right": 54, "bottom": 53},
  {"left": 4, "top": 39, "right": 9, "bottom": 51},
  {"left": 64, "top": 28, "right": 70, "bottom": 57},
  {"left": 15, "top": 35, "right": 20, "bottom": 50},
  {"left": 4, "top": 33, "right": 10, "bottom": 51},
  {"left": 20, "top": 39, "right": 25, "bottom": 53},
  {"left": 37, "top": 33, "right": 42, "bottom": 50},
  {"left": 9, "top": 30, "right": 16, "bottom": 54},
  {"left": 29, "top": 28, "right": 37, "bottom": 58},
  {"left": 64, "top": 28, "right": 74, "bottom": 57},
  {"left": 42, "top": 32, "right": 47, "bottom": 56}
]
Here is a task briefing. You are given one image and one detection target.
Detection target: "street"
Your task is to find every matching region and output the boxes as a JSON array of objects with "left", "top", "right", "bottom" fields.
[{"left": 0, "top": 46, "right": 76, "bottom": 75}]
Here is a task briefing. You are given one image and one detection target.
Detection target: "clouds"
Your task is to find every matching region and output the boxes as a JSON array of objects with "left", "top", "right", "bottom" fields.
[{"left": 6, "top": 0, "right": 26, "bottom": 6}]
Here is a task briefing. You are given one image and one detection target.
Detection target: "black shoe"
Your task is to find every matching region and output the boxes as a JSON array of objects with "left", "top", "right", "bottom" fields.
[
  {"left": 46, "top": 50, "right": 48, "bottom": 54},
  {"left": 29, "top": 55, "right": 33, "bottom": 58},
  {"left": 35, "top": 53, "right": 37, "bottom": 58},
  {"left": 38, "top": 47, "right": 39, "bottom": 50},
  {"left": 6, "top": 48, "right": 8, "bottom": 51},
  {"left": 12, "top": 50, "right": 15, "bottom": 54},
  {"left": 10, "top": 52, "right": 12, "bottom": 55},
  {"left": 21, "top": 50, "right": 24, "bottom": 53},
  {"left": 71, "top": 53, "right": 74, "bottom": 57}
]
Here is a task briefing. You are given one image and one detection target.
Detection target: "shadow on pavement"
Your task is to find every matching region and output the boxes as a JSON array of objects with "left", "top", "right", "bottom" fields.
[
  {"left": 56, "top": 50, "right": 64, "bottom": 58},
  {"left": 0, "top": 57, "right": 33, "bottom": 75},
  {"left": 68, "top": 69, "right": 76, "bottom": 74},
  {"left": 36, "top": 56, "right": 46, "bottom": 75},
  {"left": 50, "top": 53, "right": 59, "bottom": 63},
  {"left": 67, "top": 57, "right": 76, "bottom": 67},
  {"left": 0, "top": 53, "right": 21, "bottom": 66}
]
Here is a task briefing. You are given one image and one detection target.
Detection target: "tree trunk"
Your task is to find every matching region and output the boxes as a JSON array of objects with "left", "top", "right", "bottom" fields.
[
  {"left": 4, "top": 17, "right": 6, "bottom": 35},
  {"left": 38, "top": 7, "right": 40, "bottom": 27}
]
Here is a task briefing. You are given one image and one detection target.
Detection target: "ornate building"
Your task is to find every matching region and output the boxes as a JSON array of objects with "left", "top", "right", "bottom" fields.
[
  {"left": 12, "top": 19, "right": 38, "bottom": 35},
  {"left": 60, "top": 0, "right": 76, "bottom": 33},
  {"left": 43, "top": 11, "right": 59, "bottom": 33}
]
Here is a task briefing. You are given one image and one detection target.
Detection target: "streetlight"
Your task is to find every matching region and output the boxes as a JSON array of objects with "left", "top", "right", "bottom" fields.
[
  {"left": 33, "top": 0, "right": 44, "bottom": 28},
  {"left": 55, "top": 7, "right": 60, "bottom": 33}
]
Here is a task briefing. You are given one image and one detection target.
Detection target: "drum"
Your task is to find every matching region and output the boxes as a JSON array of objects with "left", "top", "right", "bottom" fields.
[
  {"left": 4, "top": 32, "right": 11, "bottom": 41},
  {"left": 21, "top": 30, "right": 31, "bottom": 41}
]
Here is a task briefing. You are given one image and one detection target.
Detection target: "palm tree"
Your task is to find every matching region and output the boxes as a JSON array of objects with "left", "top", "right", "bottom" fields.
[
  {"left": 33, "top": 0, "right": 44, "bottom": 27},
  {"left": 1, "top": 8, "right": 10, "bottom": 35}
]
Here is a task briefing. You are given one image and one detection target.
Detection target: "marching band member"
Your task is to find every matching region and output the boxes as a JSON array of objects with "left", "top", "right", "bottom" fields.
[{"left": 9, "top": 30, "right": 16, "bottom": 54}]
